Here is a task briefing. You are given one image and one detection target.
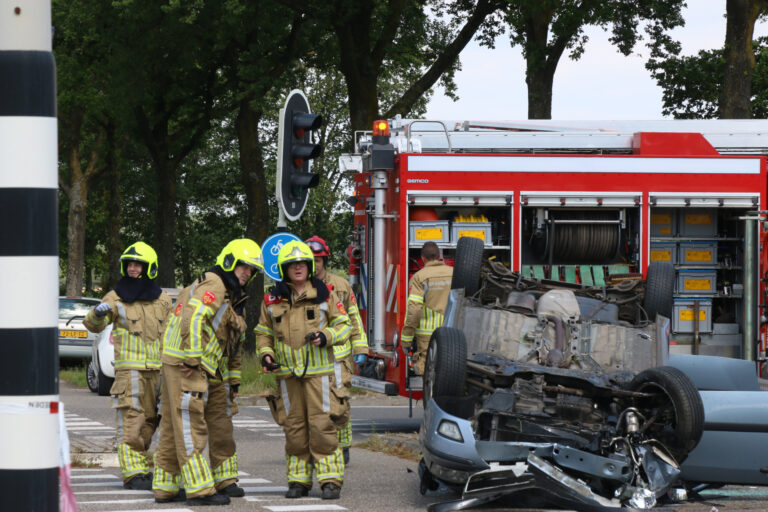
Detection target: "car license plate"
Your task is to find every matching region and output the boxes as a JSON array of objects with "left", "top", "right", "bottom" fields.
[{"left": 60, "top": 329, "right": 88, "bottom": 338}]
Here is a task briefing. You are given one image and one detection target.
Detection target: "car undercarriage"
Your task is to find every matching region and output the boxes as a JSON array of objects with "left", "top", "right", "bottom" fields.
[{"left": 418, "top": 238, "right": 704, "bottom": 510}]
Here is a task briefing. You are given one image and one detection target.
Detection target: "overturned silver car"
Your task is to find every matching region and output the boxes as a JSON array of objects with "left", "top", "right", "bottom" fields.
[{"left": 418, "top": 238, "right": 705, "bottom": 511}]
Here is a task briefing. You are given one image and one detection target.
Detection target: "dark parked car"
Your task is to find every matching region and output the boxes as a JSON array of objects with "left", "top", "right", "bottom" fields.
[{"left": 418, "top": 237, "right": 768, "bottom": 511}]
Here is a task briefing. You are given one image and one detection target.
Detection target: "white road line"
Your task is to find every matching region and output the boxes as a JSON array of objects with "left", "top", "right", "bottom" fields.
[
  {"left": 74, "top": 490, "right": 151, "bottom": 495},
  {"left": 76, "top": 498, "right": 157, "bottom": 504},
  {"left": 236, "top": 478, "right": 271, "bottom": 484},
  {"left": 72, "top": 468, "right": 104, "bottom": 472},
  {"left": 71, "top": 474, "right": 119, "bottom": 479},
  {"left": 70, "top": 481, "right": 123, "bottom": 487},
  {"left": 86, "top": 508, "right": 193, "bottom": 512},
  {"left": 237, "top": 471, "right": 250, "bottom": 476},
  {"left": 65, "top": 421, "right": 105, "bottom": 426},
  {"left": 67, "top": 426, "right": 115, "bottom": 431},
  {"left": 264, "top": 505, "right": 347, "bottom": 511},
  {"left": 266, "top": 433, "right": 285, "bottom": 437},
  {"left": 242, "top": 486, "right": 288, "bottom": 493}
]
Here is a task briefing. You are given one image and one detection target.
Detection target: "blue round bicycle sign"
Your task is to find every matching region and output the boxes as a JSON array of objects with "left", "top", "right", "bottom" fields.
[{"left": 261, "top": 232, "right": 301, "bottom": 281}]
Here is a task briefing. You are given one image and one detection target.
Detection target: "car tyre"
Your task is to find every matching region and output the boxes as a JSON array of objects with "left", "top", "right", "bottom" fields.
[
  {"left": 86, "top": 359, "right": 99, "bottom": 393},
  {"left": 643, "top": 261, "right": 674, "bottom": 320},
  {"left": 629, "top": 365, "right": 704, "bottom": 463},
  {"left": 451, "top": 236, "right": 484, "bottom": 297},
  {"left": 96, "top": 354, "right": 114, "bottom": 397},
  {"left": 423, "top": 327, "right": 467, "bottom": 405}
]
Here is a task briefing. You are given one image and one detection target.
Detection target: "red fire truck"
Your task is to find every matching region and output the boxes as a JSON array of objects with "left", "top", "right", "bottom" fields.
[{"left": 343, "top": 119, "right": 768, "bottom": 398}]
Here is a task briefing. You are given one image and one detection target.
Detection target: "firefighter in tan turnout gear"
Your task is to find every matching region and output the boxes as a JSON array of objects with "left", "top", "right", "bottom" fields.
[
  {"left": 256, "top": 240, "right": 351, "bottom": 500},
  {"left": 401, "top": 241, "right": 454, "bottom": 375},
  {"left": 84, "top": 242, "right": 172, "bottom": 490},
  {"left": 152, "top": 239, "right": 263, "bottom": 506},
  {"left": 306, "top": 235, "right": 368, "bottom": 464}
]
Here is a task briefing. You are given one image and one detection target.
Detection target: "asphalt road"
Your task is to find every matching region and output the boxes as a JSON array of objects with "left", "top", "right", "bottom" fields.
[{"left": 60, "top": 381, "right": 768, "bottom": 512}]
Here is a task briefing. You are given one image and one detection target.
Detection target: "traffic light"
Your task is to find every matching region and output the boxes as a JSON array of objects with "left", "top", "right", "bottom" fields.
[{"left": 277, "top": 90, "right": 323, "bottom": 221}]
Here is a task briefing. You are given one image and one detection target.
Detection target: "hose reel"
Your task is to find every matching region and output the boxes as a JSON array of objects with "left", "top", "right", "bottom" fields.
[{"left": 531, "top": 210, "right": 622, "bottom": 263}]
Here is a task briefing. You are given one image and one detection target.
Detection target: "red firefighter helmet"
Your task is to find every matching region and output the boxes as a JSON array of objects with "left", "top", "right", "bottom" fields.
[{"left": 306, "top": 235, "right": 331, "bottom": 257}]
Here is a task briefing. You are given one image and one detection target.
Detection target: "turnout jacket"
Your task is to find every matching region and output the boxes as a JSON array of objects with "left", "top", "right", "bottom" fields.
[
  {"left": 322, "top": 272, "right": 368, "bottom": 360},
  {"left": 401, "top": 260, "right": 453, "bottom": 346},
  {"left": 255, "top": 282, "right": 351, "bottom": 378},
  {"left": 161, "top": 272, "right": 246, "bottom": 379},
  {"left": 84, "top": 290, "right": 172, "bottom": 370}
]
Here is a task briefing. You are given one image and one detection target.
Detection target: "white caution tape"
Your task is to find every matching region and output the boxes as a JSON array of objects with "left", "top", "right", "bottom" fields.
[{"left": 0, "top": 395, "right": 60, "bottom": 469}]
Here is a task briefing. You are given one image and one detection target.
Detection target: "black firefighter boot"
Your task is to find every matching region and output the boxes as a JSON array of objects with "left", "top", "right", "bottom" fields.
[
  {"left": 186, "top": 492, "right": 230, "bottom": 506},
  {"left": 285, "top": 483, "right": 310, "bottom": 498},
  {"left": 321, "top": 482, "right": 341, "bottom": 500}
]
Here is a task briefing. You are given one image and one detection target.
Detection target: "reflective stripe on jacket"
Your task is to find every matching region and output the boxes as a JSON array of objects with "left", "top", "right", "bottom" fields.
[
  {"left": 84, "top": 290, "right": 172, "bottom": 370},
  {"left": 255, "top": 282, "right": 351, "bottom": 378},
  {"left": 161, "top": 272, "right": 244, "bottom": 378},
  {"left": 401, "top": 261, "right": 453, "bottom": 344},
  {"left": 323, "top": 272, "right": 368, "bottom": 361}
]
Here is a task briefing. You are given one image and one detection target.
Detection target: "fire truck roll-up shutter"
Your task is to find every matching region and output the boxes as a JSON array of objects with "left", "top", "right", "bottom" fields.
[
  {"left": 649, "top": 193, "right": 759, "bottom": 209},
  {"left": 520, "top": 193, "right": 640, "bottom": 208},
  {"left": 407, "top": 194, "right": 511, "bottom": 207}
]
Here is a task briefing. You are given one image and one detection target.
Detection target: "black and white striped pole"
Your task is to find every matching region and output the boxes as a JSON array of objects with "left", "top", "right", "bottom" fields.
[{"left": 0, "top": 1, "right": 60, "bottom": 510}]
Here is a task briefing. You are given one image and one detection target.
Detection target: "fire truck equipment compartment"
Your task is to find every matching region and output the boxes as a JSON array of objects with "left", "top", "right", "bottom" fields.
[{"left": 673, "top": 298, "right": 713, "bottom": 333}]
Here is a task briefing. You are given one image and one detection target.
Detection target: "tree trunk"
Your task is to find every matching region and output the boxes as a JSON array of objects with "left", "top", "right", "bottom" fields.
[
  {"left": 155, "top": 156, "right": 177, "bottom": 288},
  {"left": 177, "top": 195, "right": 192, "bottom": 286},
  {"left": 65, "top": 171, "right": 87, "bottom": 297},
  {"left": 345, "top": 72, "right": 381, "bottom": 134},
  {"left": 237, "top": 99, "right": 271, "bottom": 354},
  {"left": 720, "top": 0, "right": 766, "bottom": 118},
  {"left": 524, "top": 6, "right": 557, "bottom": 119},
  {"left": 526, "top": 66, "right": 555, "bottom": 119},
  {"left": 106, "top": 123, "right": 122, "bottom": 289}
]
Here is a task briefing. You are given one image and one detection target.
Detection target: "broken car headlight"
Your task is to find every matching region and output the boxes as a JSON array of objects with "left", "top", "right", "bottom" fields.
[{"left": 437, "top": 420, "right": 464, "bottom": 442}]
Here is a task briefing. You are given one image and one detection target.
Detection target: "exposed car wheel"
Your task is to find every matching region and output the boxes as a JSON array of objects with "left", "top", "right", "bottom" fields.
[
  {"left": 423, "top": 327, "right": 467, "bottom": 405},
  {"left": 451, "top": 236, "right": 484, "bottom": 297},
  {"left": 643, "top": 262, "right": 674, "bottom": 320},
  {"left": 630, "top": 365, "right": 704, "bottom": 463},
  {"left": 96, "top": 355, "right": 114, "bottom": 397},
  {"left": 86, "top": 360, "right": 99, "bottom": 393}
]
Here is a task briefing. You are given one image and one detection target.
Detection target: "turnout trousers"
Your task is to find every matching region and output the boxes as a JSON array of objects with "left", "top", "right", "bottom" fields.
[
  {"left": 111, "top": 368, "right": 160, "bottom": 482},
  {"left": 331, "top": 359, "right": 353, "bottom": 448},
  {"left": 278, "top": 374, "right": 345, "bottom": 488},
  {"left": 410, "top": 333, "right": 432, "bottom": 375},
  {"left": 205, "top": 379, "right": 239, "bottom": 491},
  {"left": 152, "top": 364, "right": 215, "bottom": 500}
]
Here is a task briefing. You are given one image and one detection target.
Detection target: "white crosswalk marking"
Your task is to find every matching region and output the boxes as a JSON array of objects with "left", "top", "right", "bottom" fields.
[
  {"left": 70, "top": 463, "right": 350, "bottom": 511},
  {"left": 264, "top": 505, "right": 347, "bottom": 511}
]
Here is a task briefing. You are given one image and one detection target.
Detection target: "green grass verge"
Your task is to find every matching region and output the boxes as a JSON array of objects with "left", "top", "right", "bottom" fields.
[
  {"left": 239, "top": 351, "right": 277, "bottom": 396},
  {"left": 60, "top": 365, "right": 88, "bottom": 388}
]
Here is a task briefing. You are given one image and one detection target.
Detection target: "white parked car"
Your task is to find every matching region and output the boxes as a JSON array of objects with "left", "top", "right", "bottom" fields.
[
  {"left": 58, "top": 296, "right": 100, "bottom": 360},
  {"left": 87, "top": 322, "right": 114, "bottom": 396}
]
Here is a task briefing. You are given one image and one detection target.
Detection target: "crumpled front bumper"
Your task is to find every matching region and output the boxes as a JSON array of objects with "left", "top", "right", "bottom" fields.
[{"left": 419, "top": 397, "right": 633, "bottom": 488}]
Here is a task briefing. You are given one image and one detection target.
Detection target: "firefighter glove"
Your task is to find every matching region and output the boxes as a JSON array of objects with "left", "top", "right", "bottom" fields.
[
  {"left": 353, "top": 354, "right": 367, "bottom": 366},
  {"left": 307, "top": 331, "right": 327, "bottom": 347},
  {"left": 94, "top": 303, "right": 111, "bottom": 318},
  {"left": 261, "top": 355, "right": 280, "bottom": 372}
]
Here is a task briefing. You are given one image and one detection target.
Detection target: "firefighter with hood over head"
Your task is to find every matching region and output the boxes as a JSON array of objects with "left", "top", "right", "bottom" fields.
[
  {"left": 152, "top": 239, "right": 263, "bottom": 506},
  {"left": 400, "top": 241, "right": 453, "bottom": 375},
  {"left": 84, "top": 241, "right": 172, "bottom": 490},
  {"left": 256, "top": 240, "right": 351, "bottom": 500},
  {"left": 306, "top": 235, "right": 368, "bottom": 464}
]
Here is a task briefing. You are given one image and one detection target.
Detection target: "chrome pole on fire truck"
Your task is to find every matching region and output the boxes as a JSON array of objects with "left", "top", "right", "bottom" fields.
[{"left": 364, "top": 121, "right": 396, "bottom": 353}]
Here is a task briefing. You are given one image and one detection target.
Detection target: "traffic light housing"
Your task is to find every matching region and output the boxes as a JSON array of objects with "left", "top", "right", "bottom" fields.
[{"left": 277, "top": 90, "right": 323, "bottom": 221}]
